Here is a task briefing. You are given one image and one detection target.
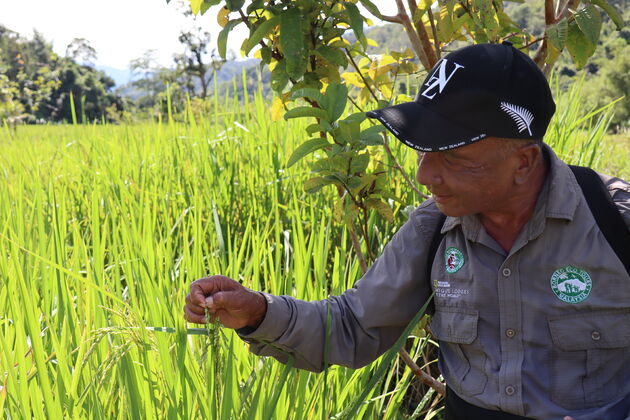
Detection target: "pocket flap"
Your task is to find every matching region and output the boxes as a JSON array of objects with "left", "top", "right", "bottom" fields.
[
  {"left": 548, "top": 310, "right": 630, "bottom": 351},
  {"left": 430, "top": 307, "right": 479, "bottom": 344}
]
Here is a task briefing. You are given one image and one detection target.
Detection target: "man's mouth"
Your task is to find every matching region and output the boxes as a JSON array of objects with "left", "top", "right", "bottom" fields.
[{"left": 431, "top": 192, "right": 452, "bottom": 203}]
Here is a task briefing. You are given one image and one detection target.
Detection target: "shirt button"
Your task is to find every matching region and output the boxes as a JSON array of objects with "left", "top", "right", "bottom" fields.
[
  {"left": 505, "top": 328, "right": 516, "bottom": 338},
  {"left": 591, "top": 331, "right": 601, "bottom": 341},
  {"left": 505, "top": 385, "right": 516, "bottom": 396},
  {"left": 502, "top": 268, "right": 512, "bottom": 277}
]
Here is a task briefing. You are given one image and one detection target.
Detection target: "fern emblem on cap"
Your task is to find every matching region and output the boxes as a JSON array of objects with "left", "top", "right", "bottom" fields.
[{"left": 500, "top": 102, "right": 534, "bottom": 136}]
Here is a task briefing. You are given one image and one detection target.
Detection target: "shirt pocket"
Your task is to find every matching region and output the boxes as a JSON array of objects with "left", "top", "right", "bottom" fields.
[
  {"left": 430, "top": 306, "right": 488, "bottom": 396},
  {"left": 548, "top": 310, "right": 630, "bottom": 410}
]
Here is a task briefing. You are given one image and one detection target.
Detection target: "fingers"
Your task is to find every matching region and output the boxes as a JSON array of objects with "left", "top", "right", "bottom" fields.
[
  {"left": 188, "top": 275, "right": 241, "bottom": 306},
  {"left": 184, "top": 305, "right": 207, "bottom": 324},
  {"left": 185, "top": 293, "right": 206, "bottom": 315},
  {"left": 184, "top": 275, "right": 245, "bottom": 325}
]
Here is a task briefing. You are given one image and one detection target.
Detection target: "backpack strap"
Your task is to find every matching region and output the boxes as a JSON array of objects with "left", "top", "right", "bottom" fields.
[
  {"left": 569, "top": 165, "right": 630, "bottom": 277},
  {"left": 426, "top": 212, "right": 447, "bottom": 314}
]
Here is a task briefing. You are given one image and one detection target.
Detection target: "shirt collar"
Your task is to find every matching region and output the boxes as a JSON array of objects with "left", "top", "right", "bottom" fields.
[{"left": 439, "top": 143, "right": 580, "bottom": 240}]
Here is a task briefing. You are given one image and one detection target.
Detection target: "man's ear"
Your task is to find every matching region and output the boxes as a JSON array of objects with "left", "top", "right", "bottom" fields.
[{"left": 513, "top": 144, "right": 542, "bottom": 185}]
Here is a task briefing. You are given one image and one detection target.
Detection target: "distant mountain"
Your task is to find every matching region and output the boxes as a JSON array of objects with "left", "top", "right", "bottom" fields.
[{"left": 97, "top": 65, "right": 132, "bottom": 87}]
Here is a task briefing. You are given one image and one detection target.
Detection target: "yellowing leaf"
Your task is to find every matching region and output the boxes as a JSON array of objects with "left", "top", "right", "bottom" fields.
[
  {"left": 271, "top": 96, "right": 285, "bottom": 122},
  {"left": 341, "top": 72, "right": 365, "bottom": 88},
  {"left": 370, "top": 55, "right": 397, "bottom": 78},
  {"left": 357, "top": 56, "right": 372, "bottom": 69},
  {"left": 391, "top": 48, "right": 414, "bottom": 60},
  {"left": 367, "top": 38, "right": 378, "bottom": 47},
  {"left": 395, "top": 94, "right": 414, "bottom": 103},
  {"left": 328, "top": 38, "right": 351, "bottom": 48},
  {"left": 217, "top": 6, "right": 230, "bottom": 27},
  {"left": 190, "top": 0, "right": 203, "bottom": 14}
]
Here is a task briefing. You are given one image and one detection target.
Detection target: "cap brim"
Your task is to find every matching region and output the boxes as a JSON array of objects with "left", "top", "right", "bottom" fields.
[{"left": 367, "top": 102, "right": 487, "bottom": 152}]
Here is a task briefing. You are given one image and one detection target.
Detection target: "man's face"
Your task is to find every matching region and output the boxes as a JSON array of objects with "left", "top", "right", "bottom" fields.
[{"left": 415, "top": 138, "right": 522, "bottom": 217}]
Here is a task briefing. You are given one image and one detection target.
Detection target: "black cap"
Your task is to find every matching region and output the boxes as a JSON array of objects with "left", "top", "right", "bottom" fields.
[{"left": 366, "top": 42, "right": 556, "bottom": 152}]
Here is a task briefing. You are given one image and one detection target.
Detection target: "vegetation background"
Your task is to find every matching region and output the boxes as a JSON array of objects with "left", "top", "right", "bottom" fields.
[{"left": 0, "top": 0, "right": 629, "bottom": 418}]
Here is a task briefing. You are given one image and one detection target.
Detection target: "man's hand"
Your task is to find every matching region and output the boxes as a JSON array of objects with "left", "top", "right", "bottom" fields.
[{"left": 184, "top": 275, "right": 267, "bottom": 330}]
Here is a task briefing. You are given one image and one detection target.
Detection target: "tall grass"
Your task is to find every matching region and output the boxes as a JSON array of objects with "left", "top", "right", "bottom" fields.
[{"left": 0, "top": 76, "right": 624, "bottom": 419}]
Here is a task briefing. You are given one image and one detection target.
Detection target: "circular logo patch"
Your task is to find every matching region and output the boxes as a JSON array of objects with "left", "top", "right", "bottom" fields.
[
  {"left": 550, "top": 265, "right": 592, "bottom": 304},
  {"left": 444, "top": 247, "right": 465, "bottom": 274}
]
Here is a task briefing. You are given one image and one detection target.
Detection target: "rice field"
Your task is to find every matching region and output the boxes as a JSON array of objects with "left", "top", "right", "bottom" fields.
[{"left": 0, "top": 80, "right": 627, "bottom": 419}]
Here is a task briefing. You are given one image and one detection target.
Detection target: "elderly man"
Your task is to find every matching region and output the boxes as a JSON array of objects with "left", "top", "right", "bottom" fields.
[{"left": 184, "top": 43, "right": 630, "bottom": 420}]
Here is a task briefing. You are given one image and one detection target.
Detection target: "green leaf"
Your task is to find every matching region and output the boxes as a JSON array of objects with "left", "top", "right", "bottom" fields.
[
  {"left": 345, "top": 112, "right": 366, "bottom": 123},
  {"left": 287, "top": 138, "right": 331, "bottom": 167},
  {"left": 200, "top": 0, "right": 221, "bottom": 14},
  {"left": 587, "top": 0, "right": 624, "bottom": 30},
  {"left": 260, "top": 47, "right": 272, "bottom": 64},
  {"left": 284, "top": 106, "right": 329, "bottom": 121},
  {"left": 291, "top": 88, "right": 326, "bottom": 106},
  {"left": 246, "top": 0, "right": 265, "bottom": 14},
  {"left": 270, "top": 61, "right": 289, "bottom": 93},
  {"left": 304, "top": 177, "right": 333, "bottom": 193},
  {"left": 546, "top": 18, "right": 568, "bottom": 51},
  {"left": 334, "top": 119, "right": 360, "bottom": 144},
  {"left": 365, "top": 198, "right": 394, "bottom": 222},
  {"left": 306, "top": 123, "right": 333, "bottom": 136},
  {"left": 566, "top": 21, "right": 596, "bottom": 69},
  {"left": 344, "top": 2, "right": 367, "bottom": 49},
  {"left": 359, "top": 125, "right": 385, "bottom": 146},
  {"left": 350, "top": 153, "right": 370, "bottom": 174},
  {"left": 280, "top": 8, "right": 307, "bottom": 79},
  {"left": 315, "top": 46, "right": 348, "bottom": 68},
  {"left": 574, "top": 4, "right": 602, "bottom": 45},
  {"left": 225, "top": 0, "right": 245, "bottom": 11},
  {"left": 323, "top": 83, "right": 348, "bottom": 122},
  {"left": 359, "top": 0, "right": 382, "bottom": 19},
  {"left": 242, "top": 16, "right": 280, "bottom": 56},
  {"left": 477, "top": 0, "right": 499, "bottom": 41},
  {"left": 218, "top": 20, "right": 241, "bottom": 59},
  {"left": 312, "top": 155, "right": 350, "bottom": 174}
]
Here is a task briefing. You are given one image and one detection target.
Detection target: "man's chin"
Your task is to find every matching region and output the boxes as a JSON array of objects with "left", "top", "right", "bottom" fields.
[{"left": 434, "top": 201, "right": 467, "bottom": 218}]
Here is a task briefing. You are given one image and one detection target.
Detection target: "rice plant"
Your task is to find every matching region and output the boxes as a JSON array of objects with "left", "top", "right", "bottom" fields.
[{"left": 0, "top": 75, "right": 624, "bottom": 419}]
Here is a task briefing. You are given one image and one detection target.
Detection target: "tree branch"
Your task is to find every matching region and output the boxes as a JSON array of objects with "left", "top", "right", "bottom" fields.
[
  {"left": 426, "top": 7, "right": 441, "bottom": 60},
  {"left": 348, "top": 222, "right": 369, "bottom": 274},
  {"left": 533, "top": 0, "right": 580, "bottom": 72},
  {"left": 401, "top": 0, "right": 439, "bottom": 68},
  {"left": 558, "top": 0, "right": 581, "bottom": 21},
  {"left": 399, "top": 348, "right": 446, "bottom": 396},
  {"left": 344, "top": 48, "right": 379, "bottom": 102},
  {"left": 393, "top": 0, "right": 433, "bottom": 70},
  {"left": 381, "top": 14, "right": 403, "bottom": 24}
]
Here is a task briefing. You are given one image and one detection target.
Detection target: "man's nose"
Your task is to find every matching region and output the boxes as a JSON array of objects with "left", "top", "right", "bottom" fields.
[{"left": 416, "top": 153, "right": 443, "bottom": 186}]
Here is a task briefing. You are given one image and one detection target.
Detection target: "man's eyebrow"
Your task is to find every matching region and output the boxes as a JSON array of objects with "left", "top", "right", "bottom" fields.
[{"left": 444, "top": 150, "right": 472, "bottom": 160}]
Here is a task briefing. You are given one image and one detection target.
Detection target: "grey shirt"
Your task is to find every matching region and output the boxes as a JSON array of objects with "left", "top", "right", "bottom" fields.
[{"left": 240, "top": 146, "right": 630, "bottom": 420}]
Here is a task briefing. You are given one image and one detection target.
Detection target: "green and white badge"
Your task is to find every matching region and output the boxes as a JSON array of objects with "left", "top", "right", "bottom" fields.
[
  {"left": 444, "top": 247, "right": 465, "bottom": 274},
  {"left": 550, "top": 265, "right": 592, "bottom": 304}
]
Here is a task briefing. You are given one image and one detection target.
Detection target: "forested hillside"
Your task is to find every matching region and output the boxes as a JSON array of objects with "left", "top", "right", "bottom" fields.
[
  {"left": 1, "top": 1, "right": 627, "bottom": 129},
  {"left": 0, "top": 26, "right": 124, "bottom": 124}
]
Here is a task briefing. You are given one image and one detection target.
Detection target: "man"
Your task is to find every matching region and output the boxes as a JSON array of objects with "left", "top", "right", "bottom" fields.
[{"left": 184, "top": 43, "right": 630, "bottom": 419}]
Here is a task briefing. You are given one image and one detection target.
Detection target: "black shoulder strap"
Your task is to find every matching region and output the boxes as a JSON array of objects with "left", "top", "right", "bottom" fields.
[
  {"left": 569, "top": 165, "right": 630, "bottom": 276},
  {"left": 426, "top": 213, "right": 447, "bottom": 314}
]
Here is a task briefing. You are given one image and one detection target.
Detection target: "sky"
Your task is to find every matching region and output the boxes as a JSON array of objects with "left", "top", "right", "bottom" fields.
[{"left": 0, "top": 0, "right": 397, "bottom": 70}]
